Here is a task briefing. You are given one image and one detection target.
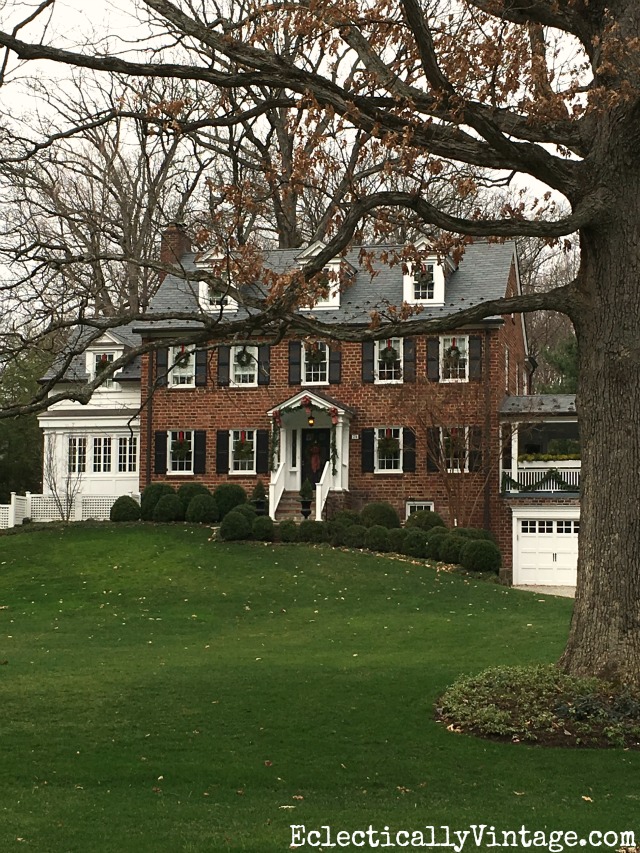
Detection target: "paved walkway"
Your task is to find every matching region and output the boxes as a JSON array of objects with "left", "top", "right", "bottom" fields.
[{"left": 515, "top": 585, "right": 575, "bottom": 598}]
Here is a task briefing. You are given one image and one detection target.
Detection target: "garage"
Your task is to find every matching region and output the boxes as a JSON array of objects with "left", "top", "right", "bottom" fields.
[{"left": 512, "top": 508, "right": 579, "bottom": 586}]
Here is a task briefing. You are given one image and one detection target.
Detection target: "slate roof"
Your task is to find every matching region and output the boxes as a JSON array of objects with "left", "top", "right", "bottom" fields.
[
  {"left": 40, "top": 322, "right": 142, "bottom": 383},
  {"left": 500, "top": 395, "right": 577, "bottom": 417},
  {"left": 136, "top": 240, "right": 516, "bottom": 333}
]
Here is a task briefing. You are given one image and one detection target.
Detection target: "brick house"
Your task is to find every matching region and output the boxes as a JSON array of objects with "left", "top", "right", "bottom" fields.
[{"left": 37, "top": 231, "right": 581, "bottom": 585}]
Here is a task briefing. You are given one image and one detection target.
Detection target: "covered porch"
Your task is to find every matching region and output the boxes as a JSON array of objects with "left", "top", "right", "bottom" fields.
[
  {"left": 500, "top": 395, "right": 580, "bottom": 494},
  {"left": 267, "top": 390, "right": 354, "bottom": 520}
]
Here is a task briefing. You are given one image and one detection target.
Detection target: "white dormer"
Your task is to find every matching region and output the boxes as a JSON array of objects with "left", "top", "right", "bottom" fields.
[
  {"left": 296, "top": 241, "right": 353, "bottom": 311},
  {"left": 402, "top": 237, "right": 454, "bottom": 306},
  {"left": 195, "top": 250, "right": 238, "bottom": 313},
  {"left": 86, "top": 332, "right": 124, "bottom": 389}
]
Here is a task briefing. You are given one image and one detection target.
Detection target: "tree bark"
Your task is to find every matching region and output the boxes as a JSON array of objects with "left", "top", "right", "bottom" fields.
[{"left": 559, "top": 114, "right": 640, "bottom": 684}]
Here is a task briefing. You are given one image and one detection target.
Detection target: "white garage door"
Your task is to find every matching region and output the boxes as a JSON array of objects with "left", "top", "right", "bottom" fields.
[{"left": 515, "top": 518, "right": 579, "bottom": 586}]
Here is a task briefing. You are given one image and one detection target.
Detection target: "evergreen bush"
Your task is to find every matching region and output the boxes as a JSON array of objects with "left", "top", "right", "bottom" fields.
[
  {"left": 234, "top": 503, "right": 257, "bottom": 521},
  {"left": 298, "top": 520, "right": 328, "bottom": 543},
  {"left": 140, "top": 483, "right": 175, "bottom": 520},
  {"left": 110, "top": 495, "right": 141, "bottom": 522},
  {"left": 438, "top": 535, "right": 467, "bottom": 564},
  {"left": 278, "top": 519, "right": 298, "bottom": 542},
  {"left": 405, "top": 509, "right": 446, "bottom": 531},
  {"left": 252, "top": 515, "right": 275, "bottom": 541},
  {"left": 152, "top": 493, "right": 184, "bottom": 523},
  {"left": 185, "top": 493, "right": 219, "bottom": 523},
  {"left": 330, "top": 509, "right": 361, "bottom": 528},
  {"left": 425, "top": 531, "right": 449, "bottom": 560},
  {"left": 219, "top": 510, "right": 252, "bottom": 541},
  {"left": 343, "top": 524, "right": 367, "bottom": 548},
  {"left": 387, "top": 527, "right": 408, "bottom": 554},
  {"left": 213, "top": 483, "right": 247, "bottom": 519},
  {"left": 364, "top": 525, "right": 391, "bottom": 552},
  {"left": 460, "top": 540, "right": 502, "bottom": 573},
  {"left": 360, "top": 501, "right": 401, "bottom": 529},
  {"left": 177, "top": 483, "right": 211, "bottom": 513},
  {"left": 401, "top": 529, "right": 428, "bottom": 558}
]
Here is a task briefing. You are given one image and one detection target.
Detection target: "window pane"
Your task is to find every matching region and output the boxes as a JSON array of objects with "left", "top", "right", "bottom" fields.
[
  {"left": 171, "top": 348, "right": 195, "bottom": 386},
  {"left": 414, "top": 264, "right": 434, "bottom": 299},
  {"left": 442, "top": 336, "right": 468, "bottom": 381},
  {"left": 232, "top": 347, "right": 257, "bottom": 385},
  {"left": 170, "top": 431, "right": 193, "bottom": 472},
  {"left": 303, "top": 343, "right": 328, "bottom": 383},
  {"left": 232, "top": 429, "right": 255, "bottom": 472},
  {"left": 376, "top": 338, "right": 402, "bottom": 381},
  {"left": 376, "top": 427, "right": 401, "bottom": 471}
]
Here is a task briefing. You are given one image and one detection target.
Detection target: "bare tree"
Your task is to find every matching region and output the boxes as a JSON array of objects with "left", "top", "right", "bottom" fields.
[{"left": 42, "top": 433, "right": 83, "bottom": 522}]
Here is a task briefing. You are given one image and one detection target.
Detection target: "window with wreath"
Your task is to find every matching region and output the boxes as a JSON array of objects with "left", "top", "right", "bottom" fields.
[
  {"left": 231, "top": 429, "right": 256, "bottom": 473},
  {"left": 375, "top": 338, "right": 403, "bottom": 382},
  {"left": 442, "top": 427, "right": 469, "bottom": 473},
  {"left": 375, "top": 427, "right": 402, "bottom": 472},
  {"left": 302, "top": 342, "right": 328, "bottom": 384},
  {"left": 170, "top": 346, "right": 195, "bottom": 387},
  {"left": 169, "top": 430, "right": 193, "bottom": 473},
  {"left": 68, "top": 436, "right": 87, "bottom": 474},
  {"left": 93, "top": 437, "right": 112, "bottom": 473},
  {"left": 202, "top": 264, "right": 238, "bottom": 312},
  {"left": 94, "top": 351, "right": 115, "bottom": 388},
  {"left": 118, "top": 436, "right": 138, "bottom": 473},
  {"left": 231, "top": 346, "right": 258, "bottom": 386},
  {"left": 413, "top": 262, "right": 435, "bottom": 300},
  {"left": 441, "top": 335, "right": 468, "bottom": 381}
]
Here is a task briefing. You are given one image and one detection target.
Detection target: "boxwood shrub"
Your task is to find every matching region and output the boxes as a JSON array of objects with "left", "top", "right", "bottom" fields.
[
  {"left": 298, "top": 520, "right": 328, "bottom": 543},
  {"left": 233, "top": 503, "right": 257, "bottom": 522},
  {"left": 460, "top": 539, "right": 502, "bottom": 573},
  {"left": 278, "top": 519, "right": 299, "bottom": 543},
  {"left": 110, "top": 495, "right": 141, "bottom": 522},
  {"left": 219, "top": 510, "right": 252, "bottom": 541},
  {"left": 343, "top": 524, "right": 367, "bottom": 548},
  {"left": 360, "top": 502, "right": 401, "bottom": 529},
  {"left": 213, "top": 483, "right": 247, "bottom": 519},
  {"left": 152, "top": 493, "right": 184, "bottom": 523},
  {"left": 438, "top": 535, "right": 467, "bottom": 564},
  {"left": 330, "top": 509, "right": 361, "bottom": 528},
  {"left": 401, "top": 529, "right": 428, "bottom": 558},
  {"left": 178, "top": 483, "right": 211, "bottom": 513},
  {"left": 252, "top": 515, "right": 275, "bottom": 542},
  {"left": 387, "top": 527, "right": 408, "bottom": 554},
  {"left": 364, "top": 524, "right": 391, "bottom": 553},
  {"left": 185, "top": 493, "right": 219, "bottom": 523},
  {"left": 404, "top": 509, "right": 445, "bottom": 531},
  {"left": 140, "top": 483, "right": 175, "bottom": 520},
  {"left": 425, "top": 531, "right": 449, "bottom": 560}
]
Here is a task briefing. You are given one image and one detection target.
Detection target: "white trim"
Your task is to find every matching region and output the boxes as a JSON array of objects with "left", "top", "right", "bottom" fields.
[
  {"left": 230, "top": 345, "right": 259, "bottom": 387},
  {"left": 230, "top": 428, "right": 257, "bottom": 475},
  {"left": 374, "top": 426, "right": 403, "bottom": 473},
  {"left": 406, "top": 500, "right": 435, "bottom": 518},
  {"left": 374, "top": 338, "right": 403, "bottom": 384},
  {"left": 440, "top": 335, "right": 469, "bottom": 383},
  {"left": 511, "top": 505, "right": 580, "bottom": 586},
  {"left": 301, "top": 342, "right": 329, "bottom": 386}
]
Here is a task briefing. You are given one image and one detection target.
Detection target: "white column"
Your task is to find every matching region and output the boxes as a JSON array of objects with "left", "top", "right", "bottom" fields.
[{"left": 511, "top": 422, "right": 519, "bottom": 492}]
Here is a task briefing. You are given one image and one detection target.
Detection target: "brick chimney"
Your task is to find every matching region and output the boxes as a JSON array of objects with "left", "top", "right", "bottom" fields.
[{"left": 160, "top": 221, "right": 191, "bottom": 267}]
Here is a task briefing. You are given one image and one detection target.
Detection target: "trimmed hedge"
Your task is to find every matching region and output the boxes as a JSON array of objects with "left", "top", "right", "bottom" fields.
[
  {"left": 387, "top": 527, "right": 408, "bottom": 554},
  {"left": 252, "top": 515, "right": 275, "bottom": 541},
  {"left": 438, "top": 535, "right": 467, "bottom": 564},
  {"left": 177, "top": 483, "right": 211, "bottom": 513},
  {"left": 343, "top": 524, "right": 367, "bottom": 548},
  {"left": 219, "top": 510, "right": 252, "bottom": 541},
  {"left": 152, "top": 493, "right": 184, "bottom": 523},
  {"left": 298, "top": 520, "right": 329, "bottom": 543},
  {"left": 213, "top": 483, "right": 247, "bottom": 519},
  {"left": 401, "top": 529, "right": 428, "bottom": 558},
  {"left": 360, "top": 502, "right": 401, "bottom": 529},
  {"left": 405, "top": 509, "right": 446, "bottom": 531},
  {"left": 140, "top": 483, "right": 175, "bottom": 521},
  {"left": 234, "top": 503, "right": 257, "bottom": 522},
  {"left": 461, "top": 539, "right": 502, "bottom": 573},
  {"left": 278, "top": 520, "right": 299, "bottom": 543},
  {"left": 185, "top": 493, "right": 219, "bottom": 523},
  {"left": 330, "top": 509, "right": 361, "bottom": 528},
  {"left": 110, "top": 495, "right": 141, "bottom": 522},
  {"left": 364, "top": 525, "right": 391, "bottom": 553}
]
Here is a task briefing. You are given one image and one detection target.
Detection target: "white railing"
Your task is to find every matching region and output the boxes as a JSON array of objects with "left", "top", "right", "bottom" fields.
[
  {"left": 503, "top": 461, "right": 581, "bottom": 494},
  {"left": 0, "top": 492, "right": 140, "bottom": 529},
  {"left": 269, "top": 462, "right": 286, "bottom": 520},
  {"left": 315, "top": 462, "right": 332, "bottom": 521}
]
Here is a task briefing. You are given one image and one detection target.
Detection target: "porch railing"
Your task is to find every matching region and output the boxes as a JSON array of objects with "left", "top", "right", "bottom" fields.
[
  {"left": 269, "top": 461, "right": 286, "bottom": 520},
  {"left": 502, "top": 461, "right": 581, "bottom": 494},
  {"left": 315, "top": 462, "right": 332, "bottom": 521}
]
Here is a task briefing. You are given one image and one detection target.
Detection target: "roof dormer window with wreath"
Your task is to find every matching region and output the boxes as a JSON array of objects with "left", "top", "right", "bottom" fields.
[
  {"left": 195, "top": 249, "right": 238, "bottom": 313},
  {"left": 402, "top": 238, "right": 454, "bottom": 306},
  {"left": 296, "top": 241, "right": 353, "bottom": 311}
]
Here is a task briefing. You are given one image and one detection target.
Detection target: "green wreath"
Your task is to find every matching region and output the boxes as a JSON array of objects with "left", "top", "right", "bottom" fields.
[
  {"left": 379, "top": 346, "right": 399, "bottom": 364},
  {"left": 235, "top": 348, "right": 253, "bottom": 368}
]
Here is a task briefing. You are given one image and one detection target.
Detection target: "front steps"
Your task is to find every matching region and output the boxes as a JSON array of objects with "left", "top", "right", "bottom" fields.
[{"left": 274, "top": 490, "right": 310, "bottom": 521}]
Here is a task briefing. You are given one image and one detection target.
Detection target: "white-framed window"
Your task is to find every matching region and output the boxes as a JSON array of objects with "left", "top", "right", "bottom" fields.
[
  {"left": 170, "top": 346, "right": 195, "bottom": 387},
  {"left": 231, "top": 429, "right": 256, "bottom": 473},
  {"left": 442, "top": 427, "right": 468, "bottom": 473},
  {"left": 93, "top": 437, "right": 112, "bottom": 473},
  {"left": 312, "top": 268, "right": 341, "bottom": 310},
  {"left": 118, "top": 436, "right": 138, "bottom": 473},
  {"left": 93, "top": 351, "right": 116, "bottom": 388},
  {"left": 375, "top": 338, "right": 403, "bottom": 383},
  {"left": 302, "top": 342, "right": 328, "bottom": 385},
  {"left": 375, "top": 427, "right": 402, "bottom": 473},
  {"left": 413, "top": 262, "right": 435, "bottom": 300},
  {"left": 402, "top": 254, "right": 446, "bottom": 305},
  {"left": 198, "top": 264, "right": 238, "bottom": 312},
  {"left": 406, "top": 500, "right": 435, "bottom": 519},
  {"left": 441, "top": 336, "right": 468, "bottom": 382},
  {"left": 68, "top": 437, "right": 87, "bottom": 474},
  {"left": 231, "top": 345, "right": 259, "bottom": 386},
  {"left": 169, "top": 430, "right": 194, "bottom": 473}
]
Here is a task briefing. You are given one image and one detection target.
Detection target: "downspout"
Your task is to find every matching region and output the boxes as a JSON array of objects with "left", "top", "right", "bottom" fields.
[
  {"left": 145, "top": 347, "right": 153, "bottom": 487},
  {"left": 483, "top": 328, "right": 492, "bottom": 531}
]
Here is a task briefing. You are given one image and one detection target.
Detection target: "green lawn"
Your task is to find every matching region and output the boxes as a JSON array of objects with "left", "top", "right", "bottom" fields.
[{"left": 0, "top": 525, "right": 637, "bottom": 852}]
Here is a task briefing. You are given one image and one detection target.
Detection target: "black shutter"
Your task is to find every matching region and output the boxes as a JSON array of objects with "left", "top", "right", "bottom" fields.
[
  {"left": 195, "top": 350, "right": 208, "bottom": 387},
  {"left": 289, "top": 341, "right": 302, "bottom": 385},
  {"left": 427, "top": 339, "right": 440, "bottom": 382},
  {"left": 426, "top": 427, "right": 441, "bottom": 472},
  {"left": 403, "top": 338, "right": 416, "bottom": 382},
  {"left": 329, "top": 347, "right": 341, "bottom": 384},
  {"left": 193, "top": 430, "right": 206, "bottom": 474},
  {"left": 361, "top": 428, "right": 375, "bottom": 472},
  {"left": 216, "top": 430, "right": 229, "bottom": 474},
  {"left": 362, "top": 341, "right": 375, "bottom": 383},
  {"left": 502, "top": 424, "right": 512, "bottom": 470},
  {"left": 154, "top": 431, "right": 167, "bottom": 474},
  {"left": 156, "top": 348, "right": 169, "bottom": 387},
  {"left": 217, "top": 346, "right": 230, "bottom": 386},
  {"left": 256, "top": 429, "right": 269, "bottom": 474},
  {"left": 469, "top": 336, "right": 482, "bottom": 380},
  {"left": 469, "top": 426, "right": 483, "bottom": 472},
  {"left": 402, "top": 427, "right": 416, "bottom": 472},
  {"left": 257, "top": 345, "right": 270, "bottom": 386}
]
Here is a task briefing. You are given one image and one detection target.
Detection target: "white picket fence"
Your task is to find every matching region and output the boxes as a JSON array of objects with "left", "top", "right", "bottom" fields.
[{"left": 0, "top": 492, "right": 140, "bottom": 529}]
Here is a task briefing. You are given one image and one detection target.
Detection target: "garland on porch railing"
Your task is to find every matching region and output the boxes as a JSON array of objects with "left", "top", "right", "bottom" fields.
[
  {"left": 269, "top": 409, "right": 282, "bottom": 471},
  {"left": 329, "top": 407, "right": 339, "bottom": 476},
  {"left": 501, "top": 468, "right": 579, "bottom": 493}
]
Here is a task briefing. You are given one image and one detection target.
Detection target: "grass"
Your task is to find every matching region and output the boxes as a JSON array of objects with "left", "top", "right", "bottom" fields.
[{"left": 0, "top": 524, "right": 638, "bottom": 852}]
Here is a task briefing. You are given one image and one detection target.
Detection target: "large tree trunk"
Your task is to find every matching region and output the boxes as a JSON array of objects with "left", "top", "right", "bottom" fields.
[{"left": 559, "top": 128, "right": 640, "bottom": 684}]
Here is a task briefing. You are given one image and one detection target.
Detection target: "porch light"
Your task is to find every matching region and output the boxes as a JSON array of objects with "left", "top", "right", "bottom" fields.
[{"left": 307, "top": 414, "right": 315, "bottom": 427}]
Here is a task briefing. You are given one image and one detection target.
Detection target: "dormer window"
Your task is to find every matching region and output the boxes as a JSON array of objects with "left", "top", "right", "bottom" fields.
[
  {"left": 402, "top": 239, "right": 451, "bottom": 305},
  {"left": 296, "top": 241, "right": 350, "bottom": 310},
  {"left": 196, "top": 254, "right": 238, "bottom": 312},
  {"left": 93, "top": 352, "right": 115, "bottom": 388},
  {"left": 413, "top": 263, "right": 435, "bottom": 300}
]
